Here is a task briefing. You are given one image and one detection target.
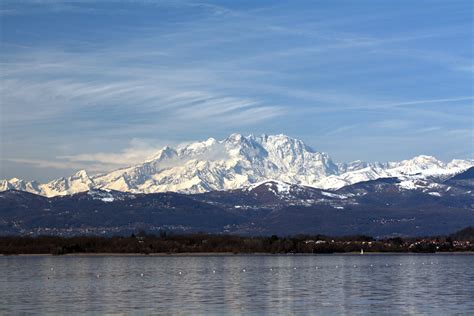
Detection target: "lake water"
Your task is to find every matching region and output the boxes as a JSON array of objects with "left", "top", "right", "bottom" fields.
[{"left": 1, "top": 254, "right": 473, "bottom": 315}]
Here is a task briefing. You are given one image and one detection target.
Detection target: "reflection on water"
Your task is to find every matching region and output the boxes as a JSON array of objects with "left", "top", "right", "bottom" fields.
[{"left": 1, "top": 254, "right": 473, "bottom": 314}]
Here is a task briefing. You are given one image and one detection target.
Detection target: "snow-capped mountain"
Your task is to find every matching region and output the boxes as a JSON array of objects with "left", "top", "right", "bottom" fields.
[
  {"left": 0, "top": 178, "right": 41, "bottom": 193},
  {"left": 1, "top": 134, "right": 472, "bottom": 197},
  {"left": 2, "top": 167, "right": 472, "bottom": 236},
  {"left": 91, "top": 133, "right": 339, "bottom": 194},
  {"left": 317, "top": 155, "right": 474, "bottom": 190},
  {"left": 1, "top": 170, "right": 95, "bottom": 197}
]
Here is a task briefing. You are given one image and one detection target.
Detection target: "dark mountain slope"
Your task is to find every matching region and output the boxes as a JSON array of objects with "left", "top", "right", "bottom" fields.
[{"left": 1, "top": 174, "right": 473, "bottom": 237}]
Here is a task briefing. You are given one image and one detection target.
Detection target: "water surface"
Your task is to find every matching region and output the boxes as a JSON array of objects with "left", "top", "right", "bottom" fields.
[{"left": 1, "top": 254, "right": 473, "bottom": 314}]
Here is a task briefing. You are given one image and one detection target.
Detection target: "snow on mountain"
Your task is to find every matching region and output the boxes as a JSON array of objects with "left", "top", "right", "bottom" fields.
[
  {"left": 91, "top": 133, "right": 339, "bottom": 194},
  {"left": 337, "top": 160, "right": 387, "bottom": 173},
  {"left": 1, "top": 170, "right": 95, "bottom": 197},
  {"left": 0, "top": 178, "right": 41, "bottom": 193},
  {"left": 40, "top": 170, "right": 95, "bottom": 196},
  {"left": 1, "top": 134, "right": 473, "bottom": 196},
  {"left": 245, "top": 179, "right": 294, "bottom": 196},
  {"left": 318, "top": 156, "right": 473, "bottom": 190},
  {"left": 86, "top": 189, "right": 136, "bottom": 202}
]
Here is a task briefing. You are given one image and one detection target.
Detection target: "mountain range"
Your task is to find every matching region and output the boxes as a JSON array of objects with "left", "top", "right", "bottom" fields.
[
  {"left": 1, "top": 134, "right": 473, "bottom": 237},
  {"left": 1, "top": 166, "right": 473, "bottom": 237},
  {"left": 1, "top": 134, "right": 473, "bottom": 196}
]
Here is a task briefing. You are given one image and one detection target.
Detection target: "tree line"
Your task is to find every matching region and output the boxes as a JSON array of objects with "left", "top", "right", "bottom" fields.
[{"left": 0, "top": 227, "right": 473, "bottom": 255}]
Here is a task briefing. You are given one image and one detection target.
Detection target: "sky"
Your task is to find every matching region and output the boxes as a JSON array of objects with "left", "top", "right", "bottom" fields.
[{"left": 0, "top": 0, "right": 473, "bottom": 182}]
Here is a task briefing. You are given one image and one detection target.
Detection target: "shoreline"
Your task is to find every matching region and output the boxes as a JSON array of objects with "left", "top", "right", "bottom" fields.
[{"left": 2, "top": 251, "right": 474, "bottom": 257}]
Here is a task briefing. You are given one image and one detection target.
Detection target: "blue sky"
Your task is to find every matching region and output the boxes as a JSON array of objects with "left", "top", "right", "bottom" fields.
[{"left": 0, "top": 0, "right": 473, "bottom": 182}]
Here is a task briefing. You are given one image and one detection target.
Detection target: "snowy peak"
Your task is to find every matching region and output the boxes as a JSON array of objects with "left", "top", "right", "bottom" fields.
[
  {"left": 405, "top": 155, "right": 443, "bottom": 166},
  {"left": 40, "top": 169, "right": 94, "bottom": 197},
  {"left": 0, "top": 178, "right": 40, "bottom": 193},
  {"left": 246, "top": 180, "right": 294, "bottom": 195},
  {"left": 71, "top": 169, "right": 91, "bottom": 181},
  {"left": 260, "top": 133, "right": 312, "bottom": 152},
  {"left": 177, "top": 137, "right": 218, "bottom": 158},
  {"left": 391, "top": 155, "right": 445, "bottom": 173},
  {"left": 147, "top": 146, "right": 178, "bottom": 163},
  {"left": 318, "top": 155, "right": 472, "bottom": 190},
  {"left": 447, "top": 159, "right": 474, "bottom": 170}
]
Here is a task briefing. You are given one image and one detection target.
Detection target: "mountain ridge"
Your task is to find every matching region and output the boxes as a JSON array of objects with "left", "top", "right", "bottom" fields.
[
  {"left": 1, "top": 134, "right": 472, "bottom": 197},
  {"left": 1, "top": 167, "right": 473, "bottom": 236}
]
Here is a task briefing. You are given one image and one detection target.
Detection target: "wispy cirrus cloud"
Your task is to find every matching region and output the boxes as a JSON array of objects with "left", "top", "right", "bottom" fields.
[
  {"left": 2, "top": 158, "right": 111, "bottom": 173},
  {"left": 1, "top": 48, "right": 285, "bottom": 130}
]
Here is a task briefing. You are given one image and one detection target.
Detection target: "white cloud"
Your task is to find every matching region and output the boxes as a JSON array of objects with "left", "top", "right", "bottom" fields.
[
  {"left": 3, "top": 139, "right": 175, "bottom": 174},
  {"left": 57, "top": 139, "right": 165, "bottom": 167}
]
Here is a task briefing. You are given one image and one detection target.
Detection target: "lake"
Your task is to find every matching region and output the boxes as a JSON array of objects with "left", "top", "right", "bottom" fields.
[{"left": 1, "top": 254, "right": 473, "bottom": 314}]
